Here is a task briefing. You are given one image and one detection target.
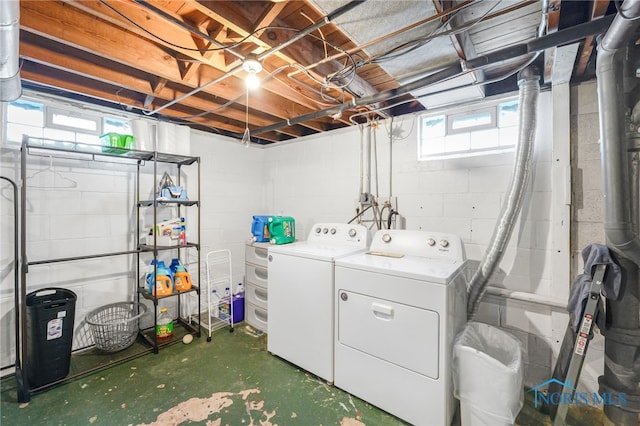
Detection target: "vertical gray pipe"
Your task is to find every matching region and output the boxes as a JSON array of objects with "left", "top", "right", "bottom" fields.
[
  {"left": 597, "top": 28, "right": 640, "bottom": 261},
  {"left": 467, "top": 68, "right": 540, "bottom": 318},
  {"left": 595, "top": 1, "right": 640, "bottom": 423},
  {"left": 0, "top": 0, "right": 21, "bottom": 101}
]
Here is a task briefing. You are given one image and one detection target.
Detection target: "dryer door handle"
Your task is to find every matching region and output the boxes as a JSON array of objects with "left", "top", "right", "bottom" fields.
[{"left": 371, "top": 302, "right": 394, "bottom": 320}]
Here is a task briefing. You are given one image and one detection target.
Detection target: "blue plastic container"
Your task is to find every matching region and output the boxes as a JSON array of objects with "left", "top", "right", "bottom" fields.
[
  {"left": 232, "top": 294, "right": 244, "bottom": 324},
  {"left": 251, "top": 215, "right": 273, "bottom": 242}
]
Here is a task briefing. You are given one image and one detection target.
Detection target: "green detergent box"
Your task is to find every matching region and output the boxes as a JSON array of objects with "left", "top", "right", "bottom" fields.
[{"left": 268, "top": 216, "right": 295, "bottom": 245}]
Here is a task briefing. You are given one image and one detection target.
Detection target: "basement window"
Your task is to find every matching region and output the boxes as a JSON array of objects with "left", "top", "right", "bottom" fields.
[
  {"left": 4, "top": 97, "right": 131, "bottom": 146},
  {"left": 418, "top": 97, "right": 519, "bottom": 160}
]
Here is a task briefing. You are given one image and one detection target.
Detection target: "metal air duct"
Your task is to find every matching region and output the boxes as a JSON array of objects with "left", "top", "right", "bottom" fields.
[
  {"left": 595, "top": 0, "right": 640, "bottom": 423},
  {"left": 466, "top": 67, "right": 540, "bottom": 318},
  {"left": 0, "top": 0, "right": 21, "bottom": 102}
]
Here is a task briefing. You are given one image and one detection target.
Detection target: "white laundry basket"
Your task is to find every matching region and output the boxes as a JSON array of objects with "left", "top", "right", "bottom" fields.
[{"left": 452, "top": 322, "right": 525, "bottom": 426}]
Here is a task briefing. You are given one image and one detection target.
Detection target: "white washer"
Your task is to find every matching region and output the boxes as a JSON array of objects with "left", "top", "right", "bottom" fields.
[
  {"left": 267, "top": 223, "right": 370, "bottom": 383},
  {"left": 334, "top": 229, "right": 468, "bottom": 426}
]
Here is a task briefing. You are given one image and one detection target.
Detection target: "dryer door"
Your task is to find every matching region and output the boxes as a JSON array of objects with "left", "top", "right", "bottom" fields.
[{"left": 337, "top": 290, "right": 440, "bottom": 379}]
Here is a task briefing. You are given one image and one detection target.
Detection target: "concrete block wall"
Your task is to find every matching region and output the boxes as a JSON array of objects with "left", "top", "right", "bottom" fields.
[
  {"left": 0, "top": 126, "right": 266, "bottom": 370},
  {"left": 263, "top": 91, "right": 575, "bottom": 390},
  {"left": 569, "top": 80, "right": 606, "bottom": 395},
  {"left": 1, "top": 85, "right": 603, "bottom": 394}
]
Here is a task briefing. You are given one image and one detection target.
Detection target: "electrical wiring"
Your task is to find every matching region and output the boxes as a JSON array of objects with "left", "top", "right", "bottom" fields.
[
  {"left": 367, "top": 1, "right": 502, "bottom": 67},
  {"left": 101, "top": 0, "right": 360, "bottom": 97},
  {"left": 102, "top": 0, "right": 360, "bottom": 89}
]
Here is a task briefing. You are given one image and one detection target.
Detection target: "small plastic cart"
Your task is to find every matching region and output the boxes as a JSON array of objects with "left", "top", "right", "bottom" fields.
[{"left": 189, "top": 249, "right": 234, "bottom": 341}]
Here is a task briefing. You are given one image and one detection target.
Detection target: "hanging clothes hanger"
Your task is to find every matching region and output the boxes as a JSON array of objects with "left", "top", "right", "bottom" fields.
[{"left": 26, "top": 156, "right": 78, "bottom": 188}]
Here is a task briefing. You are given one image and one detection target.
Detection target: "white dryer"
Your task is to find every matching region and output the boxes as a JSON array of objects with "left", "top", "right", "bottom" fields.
[
  {"left": 334, "top": 230, "right": 468, "bottom": 426},
  {"left": 267, "top": 223, "right": 370, "bottom": 383}
]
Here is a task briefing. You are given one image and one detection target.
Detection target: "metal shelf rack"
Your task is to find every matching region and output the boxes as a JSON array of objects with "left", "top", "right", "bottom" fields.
[{"left": 14, "top": 136, "right": 201, "bottom": 402}]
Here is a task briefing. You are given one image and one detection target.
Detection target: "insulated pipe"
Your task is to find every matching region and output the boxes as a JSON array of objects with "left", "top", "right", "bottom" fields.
[
  {"left": 467, "top": 68, "right": 540, "bottom": 318},
  {"left": 0, "top": 0, "right": 21, "bottom": 101}
]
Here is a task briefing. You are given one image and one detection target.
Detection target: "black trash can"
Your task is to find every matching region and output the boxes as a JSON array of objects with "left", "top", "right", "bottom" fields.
[{"left": 25, "top": 288, "right": 77, "bottom": 388}]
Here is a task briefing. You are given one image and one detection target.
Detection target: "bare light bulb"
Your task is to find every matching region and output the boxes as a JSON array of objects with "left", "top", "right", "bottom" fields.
[{"left": 246, "top": 71, "right": 261, "bottom": 90}]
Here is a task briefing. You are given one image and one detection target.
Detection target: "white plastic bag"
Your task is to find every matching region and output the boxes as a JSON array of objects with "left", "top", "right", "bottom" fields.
[{"left": 452, "top": 321, "right": 525, "bottom": 425}]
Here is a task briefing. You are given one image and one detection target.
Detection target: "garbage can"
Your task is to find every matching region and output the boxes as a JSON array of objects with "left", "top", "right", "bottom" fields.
[
  {"left": 25, "top": 288, "right": 77, "bottom": 388},
  {"left": 452, "top": 321, "right": 524, "bottom": 426}
]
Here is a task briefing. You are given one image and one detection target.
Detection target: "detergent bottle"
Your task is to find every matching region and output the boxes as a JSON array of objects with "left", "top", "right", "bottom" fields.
[
  {"left": 151, "top": 261, "right": 173, "bottom": 297},
  {"left": 173, "top": 259, "right": 192, "bottom": 292},
  {"left": 251, "top": 215, "right": 272, "bottom": 242},
  {"left": 268, "top": 216, "right": 296, "bottom": 245}
]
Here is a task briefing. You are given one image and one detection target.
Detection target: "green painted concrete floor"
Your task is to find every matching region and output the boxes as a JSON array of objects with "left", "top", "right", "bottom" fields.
[{"left": 1, "top": 324, "right": 608, "bottom": 426}]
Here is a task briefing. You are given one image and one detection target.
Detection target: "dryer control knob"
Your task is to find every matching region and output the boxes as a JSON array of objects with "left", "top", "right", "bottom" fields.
[
  {"left": 315, "top": 227, "right": 322, "bottom": 234},
  {"left": 323, "top": 228, "right": 329, "bottom": 234},
  {"left": 426, "top": 238, "right": 436, "bottom": 246},
  {"left": 440, "top": 239, "right": 449, "bottom": 248},
  {"left": 340, "top": 292, "right": 348, "bottom": 301},
  {"left": 382, "top": 233, "right": 392, "bottom": 243},
  {"left": 330, "top": 228, "right": 337, "bottom": 235},
  {"left": 348, "top": 228, "right": 357, "bottom": 238}
]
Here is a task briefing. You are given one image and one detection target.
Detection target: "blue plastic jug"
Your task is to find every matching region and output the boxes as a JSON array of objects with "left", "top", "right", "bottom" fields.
[{"left": 251, "top": 215, "right": 273, "bottom": 242}]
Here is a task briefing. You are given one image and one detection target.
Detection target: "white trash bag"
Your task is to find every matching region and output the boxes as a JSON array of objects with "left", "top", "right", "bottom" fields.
[{"left": 452, "top": 321, "right": 525, "bottom": 426}]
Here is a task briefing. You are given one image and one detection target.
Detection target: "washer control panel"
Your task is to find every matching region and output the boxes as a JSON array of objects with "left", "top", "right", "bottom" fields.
[
  {"left": 307, "top": 223, "right": 371, "bottom": 247},
  {"left": 372, "top": 230, "right": 465, "bottom": 261}
]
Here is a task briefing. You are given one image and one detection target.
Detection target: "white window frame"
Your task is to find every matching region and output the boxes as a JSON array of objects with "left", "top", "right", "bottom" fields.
[
  {"left": 45, "top": 106, "right": 102, "bottom": 135},
  {"left": 447, "top": 107, "right": 497, "bottom": 135},
  {"left": 418, "top": 94, "right": 519, "bottom": 161}
]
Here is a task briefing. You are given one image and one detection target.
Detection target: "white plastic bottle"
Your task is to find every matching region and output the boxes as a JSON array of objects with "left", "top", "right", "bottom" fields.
[
  {"left": 219, "top": 287, "right": 231, "bottom": 320},
  {"left": 211, "top": 289, "right": 220, "bottom": 318},
  {"left": 235, "top": 282, "right": 244, "bottom": 296}
]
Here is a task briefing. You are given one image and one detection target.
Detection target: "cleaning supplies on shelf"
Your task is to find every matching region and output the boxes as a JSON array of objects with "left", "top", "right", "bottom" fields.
[
  {"left": 156, "top": 308, "right": 174, "bottom": 343},
  {"left": 170, "top": 258, "right": 192, "bottom": 291},
  {"left": 146, "top": 260, "right": 173, "bottom": 297},
  {"left": 268, "top": 216, "right": 295, "bottom": 245},
  {"left": 146, "top": 217, "right": 186, "bottom": 247},
  {"left": 157, "top": 171, "right": 188, "bottom": 201}
]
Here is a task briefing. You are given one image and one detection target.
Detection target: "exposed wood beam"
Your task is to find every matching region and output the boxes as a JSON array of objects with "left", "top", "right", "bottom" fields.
[
  {"left": 57, "top": 1, "right": 334, "bottom": 122},
  {"left": 575, "top": 0, "right": 610, "bottom": 78},
  {"left": 18, "top": 38, "right": 305, "bottom": 139},
  {"left": 19, "top": 1, "right": 330, "bottom": 134},
  {"left": 19, "top": 63, "right": 291, "bottom": 143},
  {"left": 188, "top": 1, "right": 372, "bottom": 101}
]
